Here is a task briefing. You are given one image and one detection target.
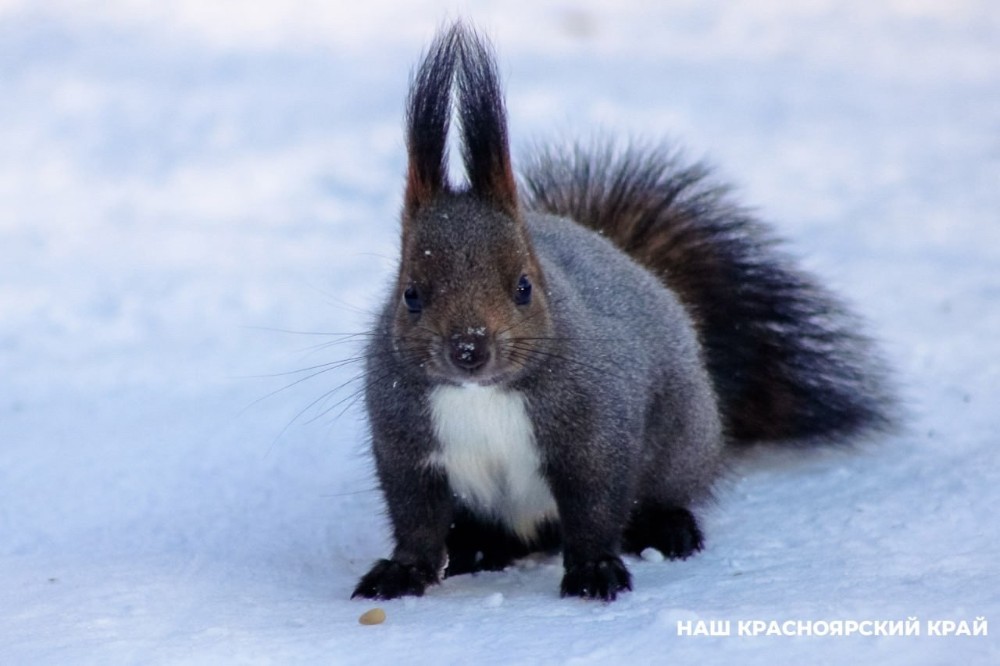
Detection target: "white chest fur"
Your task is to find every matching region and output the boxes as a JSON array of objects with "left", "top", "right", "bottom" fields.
[{"left": 428, "top": 384, "right": 557, "bottom": 540}]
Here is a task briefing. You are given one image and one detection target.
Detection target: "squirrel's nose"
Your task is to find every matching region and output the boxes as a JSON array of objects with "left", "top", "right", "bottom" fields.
[{"left": 448, "top": 330, "right": 490, "bottom": 372}]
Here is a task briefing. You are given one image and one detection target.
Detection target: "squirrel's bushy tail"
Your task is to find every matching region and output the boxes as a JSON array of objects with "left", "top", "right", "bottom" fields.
[{"left": 520, "top": 141, "right": 894, "bottom": 444}]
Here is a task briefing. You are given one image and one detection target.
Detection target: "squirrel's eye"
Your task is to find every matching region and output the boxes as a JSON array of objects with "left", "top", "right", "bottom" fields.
[
  {"left": 403, "top": 285, "right": 423, "bottom": 313},
  {"left": 514, "top": 274, "right": 532, "bottom": 306}
]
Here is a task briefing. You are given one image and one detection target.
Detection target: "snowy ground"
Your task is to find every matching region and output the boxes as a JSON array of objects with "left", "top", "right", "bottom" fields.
[{"left": 2, "top": 1, "right": 998, "bottom": 663}]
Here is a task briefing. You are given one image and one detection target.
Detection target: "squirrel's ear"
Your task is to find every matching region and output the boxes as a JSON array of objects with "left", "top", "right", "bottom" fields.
[
  {"left": 456, "top": 26, "right": 519, "bottom": 217},
  {"left": 404, "top": 26, "right": 460, "bottom": 216}
]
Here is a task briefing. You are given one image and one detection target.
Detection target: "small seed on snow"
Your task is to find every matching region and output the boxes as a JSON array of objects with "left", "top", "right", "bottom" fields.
[{"left": 358, "top": 607, "right": 386, "bottom": 625}]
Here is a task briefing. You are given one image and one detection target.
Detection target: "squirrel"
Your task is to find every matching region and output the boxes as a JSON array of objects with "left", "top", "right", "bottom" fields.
[{"left": 351, "top": 22, "right": 894, "bottom": 602}]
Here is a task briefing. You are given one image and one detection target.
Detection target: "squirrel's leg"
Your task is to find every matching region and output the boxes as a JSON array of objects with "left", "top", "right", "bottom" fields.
[
  {"left": 444, "top": 509, "right": 516, "bottom": 576},
  {"left": 443, "top": 511, "right": 484, "bottom": 577},
  {"left": 622, "top": 504, "right": 704, "bottom": 559},
  {"left": 555, "top": 496, "right": 633, "bottom": 600},
  {"left": 541, "top": 448, "right": 634, "bottom": 601},
  {"left": 352, "top": 464, "right": 453, "bottom": 600}
]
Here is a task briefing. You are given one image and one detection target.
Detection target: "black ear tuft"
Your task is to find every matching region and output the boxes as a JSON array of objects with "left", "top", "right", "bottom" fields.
[
  {"left": 405, "top": 25, "right": 462, "bottom": 215},
  {"left": 454, "top": 24, "right": 519, "bottom": 215}
]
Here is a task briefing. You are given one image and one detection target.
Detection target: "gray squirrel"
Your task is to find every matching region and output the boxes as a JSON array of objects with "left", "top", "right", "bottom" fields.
[{"left": 351, "top": 23, "right": 893, "bottom": 601}]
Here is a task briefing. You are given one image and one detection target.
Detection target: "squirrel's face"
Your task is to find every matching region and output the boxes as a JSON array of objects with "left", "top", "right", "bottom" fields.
[{"left": 393, "top": 196, "right": 554, "bottom": 387}]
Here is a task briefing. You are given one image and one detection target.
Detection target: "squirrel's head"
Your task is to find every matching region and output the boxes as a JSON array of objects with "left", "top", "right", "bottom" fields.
[{"left": 391, "top": 24, "right": 553, "bottom": 387}]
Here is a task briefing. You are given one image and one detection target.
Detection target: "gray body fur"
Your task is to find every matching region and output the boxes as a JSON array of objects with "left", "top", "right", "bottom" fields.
[{"left": 520, "top": 211, "right": 723, "bottom": 511}]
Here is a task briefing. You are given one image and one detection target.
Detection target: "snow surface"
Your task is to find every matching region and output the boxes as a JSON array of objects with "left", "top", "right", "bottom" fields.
[{"left": 2, "top": 1, "right": 998, "bottom": 663}]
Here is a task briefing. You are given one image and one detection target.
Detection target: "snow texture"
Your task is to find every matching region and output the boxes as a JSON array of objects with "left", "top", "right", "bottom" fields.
[{"left": 1, "top": 1, "right": 998, "bottom": 663}]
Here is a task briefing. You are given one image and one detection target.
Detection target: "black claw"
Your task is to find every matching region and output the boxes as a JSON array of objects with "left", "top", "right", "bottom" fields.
[
  {"left": 352, "top": 559, "right": 438, "bottom": 600},
  {"left": 560, "top": 556, "right": 633, "bottom": 601}
]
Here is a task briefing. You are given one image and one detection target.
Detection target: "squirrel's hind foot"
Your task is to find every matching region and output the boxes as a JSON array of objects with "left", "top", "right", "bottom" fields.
[{"left": 623, "top": 505, "right": 705, "bottom": 560}]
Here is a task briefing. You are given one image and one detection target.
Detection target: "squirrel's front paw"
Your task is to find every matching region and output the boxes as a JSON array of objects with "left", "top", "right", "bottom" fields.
[
  {"left": 560, "top": 556, "right": 632, "bottom": 601},
  {"left": 352, "top": 559, "right": 438, "bottom": 600}
]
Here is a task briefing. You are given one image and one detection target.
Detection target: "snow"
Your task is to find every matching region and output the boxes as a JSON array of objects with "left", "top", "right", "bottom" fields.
[{"left": 2, "top": 1, "right": 998, "bottom": 663}]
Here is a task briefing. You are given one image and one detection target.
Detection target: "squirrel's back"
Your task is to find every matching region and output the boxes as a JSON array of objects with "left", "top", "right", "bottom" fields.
[{"left": 521, "top": 142, "right": 895, "bottom": 444}]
